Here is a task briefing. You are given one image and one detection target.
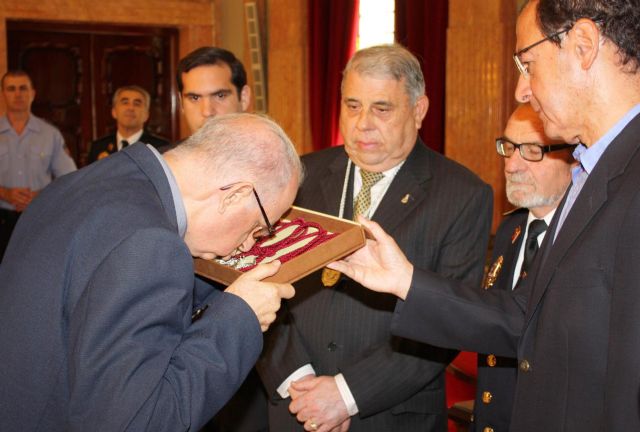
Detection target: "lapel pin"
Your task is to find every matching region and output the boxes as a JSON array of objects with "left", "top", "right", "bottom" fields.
[
  {"left": 401, "top": 194, "right": 410, "bottom": 204},
  {"left": 483, "top": 255, "right": 503, "bottom": 289},
  {"left": 511, "top": 226, "right": 522, "bottom": 244}
]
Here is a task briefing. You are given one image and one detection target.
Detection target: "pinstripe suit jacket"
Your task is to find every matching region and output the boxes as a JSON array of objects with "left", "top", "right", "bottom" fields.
[{"left": 257, "top": 140, "right": 493, "bottom": 431}]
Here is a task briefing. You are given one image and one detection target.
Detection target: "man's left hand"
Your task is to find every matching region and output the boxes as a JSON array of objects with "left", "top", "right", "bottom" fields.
[{"left": 289, "top": 375, "right": 350, "bottom": 431}]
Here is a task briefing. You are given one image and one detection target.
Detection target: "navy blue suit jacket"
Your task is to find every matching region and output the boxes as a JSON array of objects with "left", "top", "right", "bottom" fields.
[{"left": 0, "top": 144, "right": 262, "bottom": 431}]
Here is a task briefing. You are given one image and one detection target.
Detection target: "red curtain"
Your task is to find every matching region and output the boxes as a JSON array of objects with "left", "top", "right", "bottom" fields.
[
  {"left": 308, "top": 0, "right": 359, "bottom": 151},
  {"left": 395, "top": 0, "right": 449, "bottom": 154}
]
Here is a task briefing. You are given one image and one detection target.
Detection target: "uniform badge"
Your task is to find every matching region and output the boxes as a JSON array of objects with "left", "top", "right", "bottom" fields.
[
  {"left": 511, "top": 225, "right": 522, "bottom": 244},
  {"left": 321, "top": 267, "right": 341, "bottom": 287},
  {"left": 483, "top": 255, "right": 503, "bottom": 289},
  {"left": 486, "top": 354, "right": 497, "bottom": 367}
]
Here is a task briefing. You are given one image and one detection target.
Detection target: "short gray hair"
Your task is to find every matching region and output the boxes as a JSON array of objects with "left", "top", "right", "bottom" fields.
[
  {"left": 342, "top": 44, "right": 426, "bottom": 104},
  {"left": 175, "top": 113, "right": 303, "bottom": 199},
  {"left": 112, "top": 85, "right": 151, "bottom": 110}
]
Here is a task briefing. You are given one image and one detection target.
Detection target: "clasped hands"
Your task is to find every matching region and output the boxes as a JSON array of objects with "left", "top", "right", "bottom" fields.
[
  {"left": 288, "top": 375, "right": 351, "bottom": 432},
  {"left": 5, "top": 187, "right": 37, "bottom": 212}
]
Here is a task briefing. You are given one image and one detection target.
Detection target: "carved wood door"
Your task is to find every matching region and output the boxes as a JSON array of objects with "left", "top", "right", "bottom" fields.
[{"left": 7, "top": 21, "right": 178, "bottom": 167}]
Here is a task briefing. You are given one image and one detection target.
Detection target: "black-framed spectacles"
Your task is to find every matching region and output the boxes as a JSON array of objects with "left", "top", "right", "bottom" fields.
[
  {"left": 220, "top": 183, "right": 276, "bottom": 238},
  {"left": 496, "top": 137, "right": 576, "bottom": 162},
  {"left": 513, "top": 26, "right": 572, "bottom": 77}
]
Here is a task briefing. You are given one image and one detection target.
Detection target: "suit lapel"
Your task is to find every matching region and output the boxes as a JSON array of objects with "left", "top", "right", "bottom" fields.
[
  {"left": 371, "top": 140, "right": 432, "bottom": 234},
  {"left": 315, "top": 151, "right": 354, "bottom": 218},
  {"left": 524, "top": 114, "right": 640, "bottom": 325},
  {"left": 504, "top": 213, "right": 528, "bottom": 291}
]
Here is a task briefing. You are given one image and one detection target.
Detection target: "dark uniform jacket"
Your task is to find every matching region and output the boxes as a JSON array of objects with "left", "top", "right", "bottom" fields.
[
  {"left": 472, "top": 208, "right": 528, "bottom": 432},
  {"left": 88, "top": 130, "right": 169, "bottom": 163}
]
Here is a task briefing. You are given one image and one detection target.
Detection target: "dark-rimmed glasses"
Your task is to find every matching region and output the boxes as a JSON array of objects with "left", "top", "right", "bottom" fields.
[
  {"left": 220, "top": 183, "right": 276, "bottom": 238},
  {"left": 513, "top": 26, "right": 573, "bottom": 77},
  {"left": 496, "top": 137, "right": 576, "bottom": 162}
]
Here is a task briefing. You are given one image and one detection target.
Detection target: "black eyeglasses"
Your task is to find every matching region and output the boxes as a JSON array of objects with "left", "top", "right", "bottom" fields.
[
  {"left": 220, "top": 183, "right": 276, "bottom": 238},
  {"left": 513, "top": 26, "right": 573, "bottom": 77},
  {"left": 496, "top": 137, "right": 576, "bottom": 162}
]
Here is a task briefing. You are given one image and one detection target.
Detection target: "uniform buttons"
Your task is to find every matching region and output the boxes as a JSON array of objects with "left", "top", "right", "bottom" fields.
[
  {"left": 519, "top": 359, "right": 531, "bottom": 372},
  {"left": 482, "top": 391, "right": 493, "bottom": 404},
  {"left": 327, "top": 341, "right": 338, "bottom": 352},
  {"left": 483, "top": 427, "right": 494, "bottom": 432},
  {"left": 486, "top": 354, "right": 497, "bottom": 367}
]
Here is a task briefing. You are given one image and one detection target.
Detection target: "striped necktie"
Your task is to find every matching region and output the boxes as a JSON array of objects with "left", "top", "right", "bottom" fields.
[{"left": 353, "top": 169, "right": 384, "bottom": 220}]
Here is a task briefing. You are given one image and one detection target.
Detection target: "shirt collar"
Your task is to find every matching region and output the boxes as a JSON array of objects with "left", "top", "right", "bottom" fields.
[
  {"left": 117, "top": 129, "right": 144, "bottom": 145},
  {"left": 575, "top": 103, "right": 640, "bottom": 175},
  {"left": 146, "top": 144, "right": 187, "bottom": 238},
  {"left": 0, "top": 114, "right": 39, "bottom": 133},
  {"left": 353, "top": 160, "right": 405, "bottom": 182},
  {"left": 527, "top": 207, "right": 557, "bottom": 227},
  {"left": 0, "top": 116, "right": 10, "bottom": 132}
]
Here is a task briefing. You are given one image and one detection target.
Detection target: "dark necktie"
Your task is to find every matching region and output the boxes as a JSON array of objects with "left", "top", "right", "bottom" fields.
[
  {"left": 521, "top": 219, "right": 548, "bottom": 278},
  {"left": 121, "top": 139, "right": 130, "bottom": 149},
  {"left": 353, "top": 170, "right": 384, "bottom": 220}
]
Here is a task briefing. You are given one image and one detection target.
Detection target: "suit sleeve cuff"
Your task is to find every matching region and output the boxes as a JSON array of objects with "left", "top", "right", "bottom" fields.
[
  {"left": 277, "top": 364, "right": 316, "bottom": 398},
  {"left": 334, "top": 373, "right": 359, "bottom": 416}
]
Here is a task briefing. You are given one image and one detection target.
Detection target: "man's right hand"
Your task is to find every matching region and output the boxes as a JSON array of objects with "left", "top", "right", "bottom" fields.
[
  {"left": 328, "top": 216, "right": 413, "bottom": 300},
  {"left": 225, "top": 260, "right": 295, "bottom": 332}
]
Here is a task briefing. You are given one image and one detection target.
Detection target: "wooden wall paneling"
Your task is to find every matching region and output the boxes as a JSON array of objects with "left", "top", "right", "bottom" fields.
[
  {"left": 445, "top": 0, "right": 518, "bottom": 232},
  {"left": 267, "top": 0, "right": 311, "bottom": 155}
]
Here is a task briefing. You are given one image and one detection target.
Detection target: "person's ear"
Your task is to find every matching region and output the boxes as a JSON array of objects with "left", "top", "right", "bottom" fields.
[
  {"left": 570, "top": 18, "right": 601, "bottom": 71},
  {"left": 240, "top": 85, "right": 252, "bottom": 112},
  {"left": 218, "top": 182, "right": 254, "bottom": 214},
  {"left": 413, "top": 95, "right": 429, "bottom": 129},
  {"left": 111, "top": 106, "right": 117, "bottom": 121}
]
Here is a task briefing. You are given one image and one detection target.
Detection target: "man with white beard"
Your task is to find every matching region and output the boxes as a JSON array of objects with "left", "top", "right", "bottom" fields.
[{"left": 470, "top": 102, "right": 575, "bottom": 432}]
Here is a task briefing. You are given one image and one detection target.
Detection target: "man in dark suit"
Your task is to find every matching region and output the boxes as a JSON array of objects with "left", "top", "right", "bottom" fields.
[
  {"left": 0, "top": 113, "right": 300, "bottom": 431},
  {"left": 472, "top": 103, "right": 574, "bottom": 431},
  {"left": 87, "top": 85, "right": 169, "bottom": 163},
  {"left": 330, "top": 0, "right": 640, "bottom": 430},
  {"left": 257, "top": 44, "right": 493, "bottom": 432}
]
